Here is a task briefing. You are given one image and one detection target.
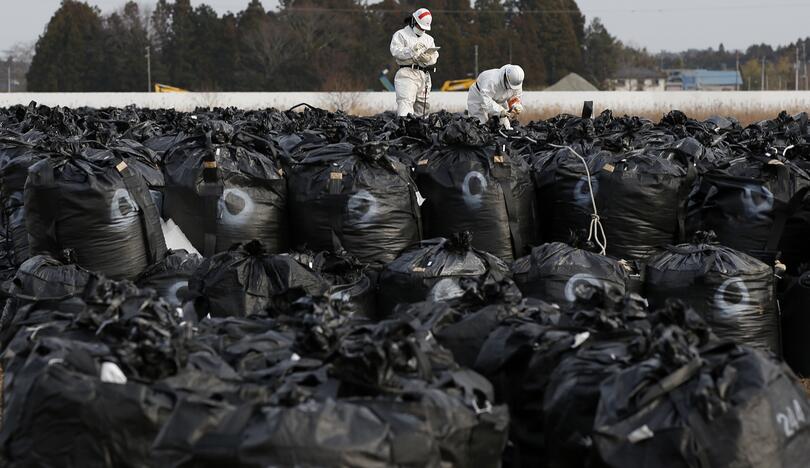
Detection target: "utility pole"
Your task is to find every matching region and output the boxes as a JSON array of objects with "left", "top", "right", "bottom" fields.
[
  {"left": 735, "top": 52, "right": 740, "bottom": 91},
  {"left": 474, "top": 45, "right": 479, "bottom": 77},
  {"left": 797, "top": 45, "right": 800, "bottom": 91},
  {"left": 145, "top": 46, "right": 151, "bottom": 92},
  {"left": 7, "top": 60, "right": 10, "bottom": 93},
  {"left": 762, "top": 57, "right": 766, "bottom": 91},
  {"left": 802, "top": 41, "right": 808, "bottom": 91}
]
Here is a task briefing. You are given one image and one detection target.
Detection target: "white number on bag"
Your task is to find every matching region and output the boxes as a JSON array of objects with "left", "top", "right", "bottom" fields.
[{"left": 776, "top": 399, "right": 807, "bottom": 437}]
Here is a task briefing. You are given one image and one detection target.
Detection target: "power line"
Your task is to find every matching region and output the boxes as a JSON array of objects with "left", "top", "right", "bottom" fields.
[{"left": 270, "top": 2, "right": 810, "bottom": 14}]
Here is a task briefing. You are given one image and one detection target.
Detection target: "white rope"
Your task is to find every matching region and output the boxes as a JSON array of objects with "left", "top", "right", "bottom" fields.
[
  {"left": 496, "top": 131, "right": 608, "bottom": 254},
  {"left": 550, "top": 144, "right": 608, "bottom": 255}
]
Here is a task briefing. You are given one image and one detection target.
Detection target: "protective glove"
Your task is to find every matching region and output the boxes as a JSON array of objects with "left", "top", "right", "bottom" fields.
[
  {"left": 416, "top": 52, "right": 433, "bottom": 67},
  {"left": 500, "top": 116, "right": 513, "bottom": 130},
  {"left": 411, "top": 42, "right": 427, "bottom": 59},
  {"left": 497, "top": 107, "right": 510, "bottom": 119},
  {"left": 510, "top": 103, "right": 524, "bottom": 115}
]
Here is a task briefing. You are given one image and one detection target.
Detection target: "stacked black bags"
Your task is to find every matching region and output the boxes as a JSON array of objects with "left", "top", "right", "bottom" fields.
[
  {"left": 415, "top": 119, "right": 537, "bottom": 261},
  {"left": 645, "top": 232, "right": 777, "bottom": 353},
  {"left": 511, "top": 241, "right": 629, "bottom": 305},
  {"left": 25, "top": 146, "right": 167, "bottom": 280},
  {"left": 377, "top": 232, "right": 510, "bottom": 316},
  {"left": 164, "top": 120, "right": 288, "bottom": 256},
  {"left": 287, "top": 140, "right": 421, "bottom": 267}
]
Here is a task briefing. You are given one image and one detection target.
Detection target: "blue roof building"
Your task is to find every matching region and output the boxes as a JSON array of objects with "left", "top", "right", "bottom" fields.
[{"left": 666, "top": 69, "right": 743, "bottom": 91}]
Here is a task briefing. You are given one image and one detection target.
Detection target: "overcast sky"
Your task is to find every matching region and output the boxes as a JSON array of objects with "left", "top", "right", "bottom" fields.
[{"left": 2, "top": 0, "right": 810, "bottom": 55}]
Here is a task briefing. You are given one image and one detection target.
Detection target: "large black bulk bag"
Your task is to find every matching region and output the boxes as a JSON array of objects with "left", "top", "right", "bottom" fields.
[
  {"left": 163, "top": 121, "right": 288, "bottom": 256},
  {"left": 645, "top": 234, "right": 777, "bottom": 353},
  {"left": 25, "top": 150, "right": 167, "bottom": 280},
  {"left": 0, "top": 131, "right": 48, "bottom": 266},
  {"left": 542, "top": 331, "right": 644, "bottom": 468},
  {"left": 597, "top": 150, "right": 693, "bottom": 261},
  {"left": 287, "top": 141, "right": 421, "bottom": 267},
  {"left": 377, "top": 233, "right": 510, "bottom": 317},
  {"left": 530, "top": 146, "right": 610, "bottom": 244},
  {"left": 688, "top": 155, "right": 810, "bottom": 264},
  {"left": 136, "top": 250, "right": 203, "bottom": 308},
  {"left": 593, "top": 343, "right": 810, "bottom": 468},
  {"left": 473, "top": 313, "right": 589, "bottom": 468},
  {"left": 781, "top": 271, "right": 810, "bottom": 377},
  {"left": 415, "top": 124, "right": 537, "bottom": 261},
  {"left": 187, "top": 240, "right": 328, "bottom": 318},
  {"left": 511, "top": 241, "right": 629, "bottom": 305}
]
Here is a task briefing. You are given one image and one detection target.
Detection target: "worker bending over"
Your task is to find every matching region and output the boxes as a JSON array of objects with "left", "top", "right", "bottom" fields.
[
  {"left": 467, "top": 65, "right": 525, "bottom": 129},
  {"left": 390, "top": 8, "right": 439, "bottom": 117}
]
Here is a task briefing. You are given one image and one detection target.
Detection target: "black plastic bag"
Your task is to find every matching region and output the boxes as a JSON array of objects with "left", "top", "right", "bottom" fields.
[
  {"left": 287, "top": 141, "right": 422, "bottom": 267},
  {"left": 530, "top": 146, "right": 610, "bottom": 244},
  {"left": 25, "top": 148, "right": 167, "bottom": 280},
  {"left": 0, "top": 131, "right": 48, "bottom": 266},
  {"left": 645, "top": 232, "right": 778, "bottom": 353},
  {"left": 512, "top": 241, "right": 629, "bottom": 306},
  {"left": 136, "top": 249, "right": 204, "bottom": 308},
  {"left": 593, "top": 342, "right": 810, "bottom": 468},
  {"left": 163, "top": 121, "right": 288, "bottom": 256},
  {"left": 377, "top": 233, "right": 510, "bottom": 317},
  {"left": 187, "top": 240, "right": 328, "bottom": 318},
  {"left": 597, "top": 150, "right": 694, "bottom": 261},
  {"left": 687, "top": 155, "right": 810, "bottom": 264},
  {"left": 415, "top": 127, "right": 537, "bottom": 261}
]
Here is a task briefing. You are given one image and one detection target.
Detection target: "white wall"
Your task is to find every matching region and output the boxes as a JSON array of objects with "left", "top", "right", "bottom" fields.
[{"left": 2, "top": 91, "right": 810, "bottom": 116}]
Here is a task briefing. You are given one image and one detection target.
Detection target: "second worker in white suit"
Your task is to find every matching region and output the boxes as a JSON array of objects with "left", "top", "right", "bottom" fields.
[
  {"left": 389, "top": 8, "right": 439, "bottom": 117},
  {"left": 467, "top": 64, "right": 525, "bottom": 129}
]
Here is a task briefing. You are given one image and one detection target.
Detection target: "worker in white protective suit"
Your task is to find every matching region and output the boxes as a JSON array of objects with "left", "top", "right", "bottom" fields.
[
  {"left": 467, "top": 65, "right": 525, "bottom": 129},
  {"left": 390, "top": 8, "right": 439, "bottom": 117}
]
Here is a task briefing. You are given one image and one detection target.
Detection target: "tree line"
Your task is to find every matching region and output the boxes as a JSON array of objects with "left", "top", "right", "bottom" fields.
[
  {"left": 26, "top": 0, "right": 621, "bottom": 92},
  {"left": 22, "top": 0, "right": 810, "bottom": 92}
]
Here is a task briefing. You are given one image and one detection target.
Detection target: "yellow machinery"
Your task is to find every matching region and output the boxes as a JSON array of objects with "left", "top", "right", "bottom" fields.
[
  {"left": 440, "top": 79, "right": 476, "bottom": 92},
  {"left": 154, "top": 83, "right": 187, "bottom": 93}
]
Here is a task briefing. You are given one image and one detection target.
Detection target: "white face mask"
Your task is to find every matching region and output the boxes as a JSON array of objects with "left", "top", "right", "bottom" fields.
[{"left": 413, "top": 25, "right": 424, "bottom": 37}]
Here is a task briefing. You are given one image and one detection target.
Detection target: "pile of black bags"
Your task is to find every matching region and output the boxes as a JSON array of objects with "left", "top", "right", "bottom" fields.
[{"left": 0, "top": 103, "right": 808, "bottom": 467}]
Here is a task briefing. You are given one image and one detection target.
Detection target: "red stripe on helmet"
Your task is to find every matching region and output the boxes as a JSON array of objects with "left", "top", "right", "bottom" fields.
[{"left": 418, "top": 11, "right": 431, "bottom": 19}]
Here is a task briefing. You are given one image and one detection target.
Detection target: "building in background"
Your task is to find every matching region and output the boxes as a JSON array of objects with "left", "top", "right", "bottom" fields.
[
  {"left": 608, "top": 67, "right": 667, "bottom": 91},
  {"left": 666, "top": 69, "right": 743, "bottom": 91}
]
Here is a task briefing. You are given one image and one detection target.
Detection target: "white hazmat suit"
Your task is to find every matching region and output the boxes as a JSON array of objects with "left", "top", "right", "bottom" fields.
[
  {"left": 390, "top": 25, "right": 439, "bottom": 117},
  {"left": 467, "top": 65, "right": 524, "bottom": 129}
]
